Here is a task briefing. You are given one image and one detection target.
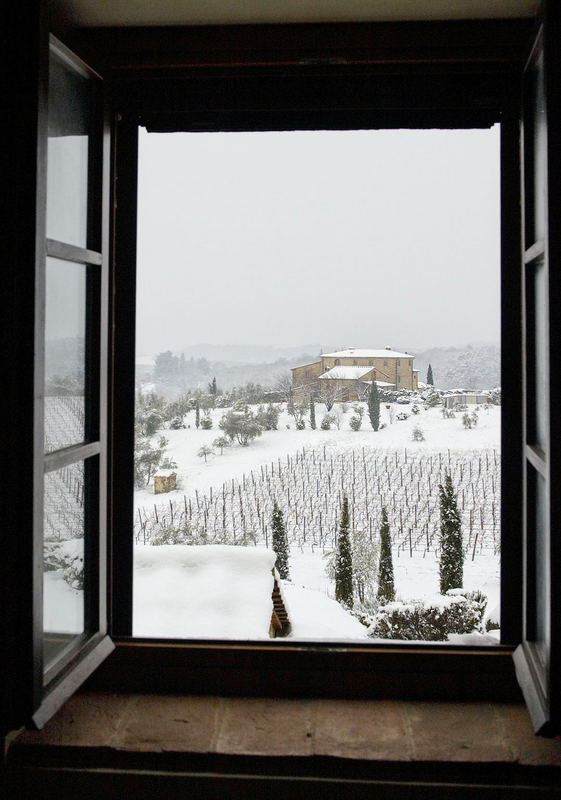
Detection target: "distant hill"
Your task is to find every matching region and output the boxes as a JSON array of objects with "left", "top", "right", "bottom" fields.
[
  {"left": 179, "top": 343, "right": 323, "bottom": 365},
  {"left": 414, "top": 343, "right": 500, "bottom": 390}
]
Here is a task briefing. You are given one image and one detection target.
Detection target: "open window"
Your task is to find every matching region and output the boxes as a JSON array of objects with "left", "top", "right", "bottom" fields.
[
  {"left": 6, "top": 6, "right": 560, "bottom": 735},
  {"left": 107, "top": 45, "right": 525, "bottom": 681}
]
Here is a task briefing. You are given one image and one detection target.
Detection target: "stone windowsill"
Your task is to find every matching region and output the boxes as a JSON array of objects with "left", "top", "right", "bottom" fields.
[{"left": 9, "top": 693, "right": 561, "bottom": 784}]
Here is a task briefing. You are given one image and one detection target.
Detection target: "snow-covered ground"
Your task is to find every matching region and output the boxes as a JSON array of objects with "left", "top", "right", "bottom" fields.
[
  {"left": 43, "top": 400, "right": 501, "bottom": 643},
  {"left": 131, "top": 400, "right": 501, "bottom": 642},
  {"left": 134, "top": 544, "right": 277, "bottom": 639},
  {"left": 134, "top": 402, "right": 500, "bottom": 510}
]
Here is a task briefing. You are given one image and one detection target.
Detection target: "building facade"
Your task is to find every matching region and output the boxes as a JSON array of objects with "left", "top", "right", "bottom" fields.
[{"left": 292, "top": 347, "right": 418, "bottom": 401}]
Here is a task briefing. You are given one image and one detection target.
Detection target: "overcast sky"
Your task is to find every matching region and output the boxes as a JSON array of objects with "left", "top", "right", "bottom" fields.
[{"left": 136, "top": 125, "right": 500, "bottom": 356}]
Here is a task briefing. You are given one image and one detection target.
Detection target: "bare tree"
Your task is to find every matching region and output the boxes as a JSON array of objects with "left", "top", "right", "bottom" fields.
[
  {"left": 332, "top": 406, "right": 344, "bottom": 430},
  {"left": 273, "top": 372, "right": 295, "bottom": 405},
  {"left": 288, "top": 399, "right": 308, "bottom": 427},
  {"left": 197, "top": 445, "right": 214, "bottom": 463},
  {"left": 318, "top": 375, "right": 344, "bottom": 411},
  {"left": 355, "top": 379, "right": 370, "bottom": 402}
]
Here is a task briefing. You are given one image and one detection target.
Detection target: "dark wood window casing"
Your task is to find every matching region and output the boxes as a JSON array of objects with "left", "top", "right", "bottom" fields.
[
  {"left": 94, "top": 22, "right": 532, "bottom": 710},
  {"left": 4, "top": 5, "right": 561, "bottom": 736}
]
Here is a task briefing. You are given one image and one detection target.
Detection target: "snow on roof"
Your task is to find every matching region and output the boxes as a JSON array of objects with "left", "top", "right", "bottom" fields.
[
  {"left": 133, "top": 545, "right": 276, "bottom": 640},
  {"left": 321, "top": 348, "right": 414, "bottom": 359},
  {"left": 290, "top": 359, "right": 321, "bottom": 371},
  {"left": 318, "top": 366, "right": 373, "bottom": 380}
]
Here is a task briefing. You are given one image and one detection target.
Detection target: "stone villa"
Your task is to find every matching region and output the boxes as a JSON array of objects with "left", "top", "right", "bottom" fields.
[{"left": 292, "top": 347, "right": 418, "bottom": 402}]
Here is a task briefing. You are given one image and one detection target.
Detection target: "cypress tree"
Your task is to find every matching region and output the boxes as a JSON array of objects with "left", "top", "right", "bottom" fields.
[
  {"left": 309, "top": 395, "right": 316, "bottom": 430},
  {"left": 438, "top": 473, "right": 463, "bottom": 593},
  {"left": 271, "top": 502, "right": 290, "bottom": 579},
  {"left": 377, "top": 507, "right": 395, "bottom": 603},
  {"left": 195, "top": 400, "right": 200, "bottom": 429},
  {"left": 368, "top": 380, "right": 380, "bottom": 431},
  {"left": 427, "top": 364, "right": 434, "bottom": 385},
  {"left": 335, "top": 495, "right": 354, "bottom": 607}
]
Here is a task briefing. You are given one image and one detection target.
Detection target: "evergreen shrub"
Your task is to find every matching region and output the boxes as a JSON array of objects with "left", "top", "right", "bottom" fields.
[{"left": 367, "top": 590, "right": 487, "bottom": 641}]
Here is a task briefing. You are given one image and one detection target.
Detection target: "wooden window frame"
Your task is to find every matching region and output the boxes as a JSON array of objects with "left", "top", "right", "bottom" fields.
[
  {"left": 84, "top": 25, "right": 531, "bottom": 707},
  {"left": 7, "top": 9, "right": 560, "bottom": 736}
]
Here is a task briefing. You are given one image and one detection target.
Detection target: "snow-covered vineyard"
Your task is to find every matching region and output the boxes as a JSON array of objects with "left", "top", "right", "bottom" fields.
[
  {"left": 135, "top": 445, "right": 500, "bottom": 561},
  {"left": 44, "top": 395, "right": 85, "bottom": 453}
]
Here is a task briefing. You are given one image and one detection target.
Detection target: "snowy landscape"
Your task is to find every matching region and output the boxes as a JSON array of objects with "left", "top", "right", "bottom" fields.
[
  {"left": 132, "top": 393, "right": 501, "bottom": 642},
  {"left": 43, "top": 384, "right": 502, "bottom": 645},
  {"left": 44, "top": 126, "right": 502, "bottom": 646}
]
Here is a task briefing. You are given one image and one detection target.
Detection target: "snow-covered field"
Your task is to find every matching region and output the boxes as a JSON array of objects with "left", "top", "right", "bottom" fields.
[
  {"left": 131, "top": 400, "right": 501, "bottom": 642},
  {"left": 43, "top": 399, "right": 501, "bottom": 643},
  {"left": 134, "top": 402, "right": 500, "bottom": 510}
]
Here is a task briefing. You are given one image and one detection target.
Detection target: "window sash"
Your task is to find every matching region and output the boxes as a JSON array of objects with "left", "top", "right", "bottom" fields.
[{"left": 29, "top": 32, "right": 114, "bottom": 729}]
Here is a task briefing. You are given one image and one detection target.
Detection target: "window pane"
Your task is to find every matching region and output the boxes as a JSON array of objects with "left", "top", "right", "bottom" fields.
[
  {"left": 526, "top": 464, "right": 549, "bottom": 673},
  {"left": 44, "top": 257, "right": 86, "bottom": 453},
  {"left": 532, "top": 52, "right": 547, "bottom": 244},
  {"left": 533, "top": 468, "right": 549, "bottom": 667},
  {"left": 47, "top": 48, "right": 91, "bottom": 247},
  {"left": 533, "top": 260, "right": 548, "bottom": 448},
  {"left": 134, "top": 128, "right": 500, "bottom": 644},
  {"left": 43, "top": 461, "right": 85, "bottom": 674}
]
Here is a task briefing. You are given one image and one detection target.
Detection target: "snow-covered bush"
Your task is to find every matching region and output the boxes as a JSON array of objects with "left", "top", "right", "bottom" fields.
[
  {"left": 169, "top": 416, "right": 185, "bottom": 430},
  {"left": 320, "top": 414, "right": 334, "bottom": 430},
  {"left": 200, "top": 416, "right": 213, "bottom": 429},
  {"left": 219, "top": 409, "right": 263, "bottom": 445},
  {"left": 259, "top": 403, "right": 280, "bottom": 431},
  {"left": 349, "top": 415, "right": 362, "bottom": 431},
  {"left": 396, "top": 411, "right": 409, "bottom": 421},
  {"left": 367, "top": 590, "right": 487, "bottom": 641},
  {"left": 134, "top": 434, "right": 177, "bottom": 488},
  {"left": 44, "top": 541, "right": 84, "bottom": 589},
  {"left": 296, "top": 419, "right": 306, "bottom": 430},
  {"left": 462, "top": 411, "right": 478, "bottom": 429},
  {"left": 424, "top": 392, "right": 441, "bottom": 409},
  {"left": 411, "top": 425, "right": 425, "bottom": 441},
  {"left": 411, "top": 404, "right": 420, "bottom": 415}
]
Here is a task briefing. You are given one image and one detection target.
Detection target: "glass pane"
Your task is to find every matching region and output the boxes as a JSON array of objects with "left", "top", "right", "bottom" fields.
[
  {"left": 533, "top": 51, "right": 547, "bottom": 244},
  {"left": 47, "top": 48, "right": 91, "bottom": 247},
  {"left": 533, "top": 260, "right": 548, "bottom": 448},
  {"left": 44, "top": 257, "right": 87, "bottom": 453},
  {"left": 43, "top": 461, "right": 85, "bottom": 673},
  {"left": 134, "top": 127, "right": 501, "bottom": 644},
  {"left": 534, "top": 470, "right": 548, "bottom": 666}
]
